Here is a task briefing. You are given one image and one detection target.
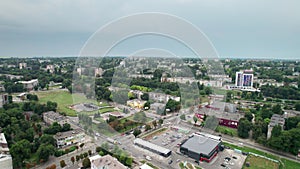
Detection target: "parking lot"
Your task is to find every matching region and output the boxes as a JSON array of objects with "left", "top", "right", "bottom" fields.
[
  {"left": 146, "top": 128, "right": 190, "bottom": 151},
  {"left": 196, "top": 149, "right": 247, "bottom": 169}
]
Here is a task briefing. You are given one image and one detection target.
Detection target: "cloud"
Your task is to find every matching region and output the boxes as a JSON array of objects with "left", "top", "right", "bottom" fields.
[{"left": 0, "top": 0, "right": 299, "bottom": 58}]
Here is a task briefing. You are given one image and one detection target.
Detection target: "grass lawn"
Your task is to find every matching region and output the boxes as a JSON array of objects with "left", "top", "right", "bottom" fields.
[
  {"left": 223, "top": 142, "right": 300, "bottom": 169},
  {"left": 35, "top": 90, "right": 97, "bottom": 116},
  {"left": 200, "top": 95, "right": 209, "bottom": 103},
  {"left": 99, "top": 107, "right": 118, "bottom": 113},
  {"left": 212, "top": 88, "right": 227, "bottom": 95},
  {"left": 243, "top": 154, "right": 279, "bottom": 169},
  {"left": 215, "top": 125, "right": 238, "bottom": 137},
  {"left": 142, "top": 128, "right": 168, "bottom": 140},
  {"left": 126, "top": 114, "right": 153, "bottom": 123}
]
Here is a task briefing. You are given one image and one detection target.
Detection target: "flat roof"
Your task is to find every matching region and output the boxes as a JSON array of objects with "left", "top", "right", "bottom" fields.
[
  {"left": 54, "top": 129, "right": 84, "bottom": 140},
  {"left": 181, "top": 134, "right": 221, "bottom": 156},
  {"left": 134, "top": 138, "right": 171, "bottom": 155}
]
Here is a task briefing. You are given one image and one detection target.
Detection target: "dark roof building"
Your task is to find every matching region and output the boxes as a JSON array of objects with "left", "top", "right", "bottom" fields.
[{"left": 180, "top": 133, "right": 222, "bottom": 162}]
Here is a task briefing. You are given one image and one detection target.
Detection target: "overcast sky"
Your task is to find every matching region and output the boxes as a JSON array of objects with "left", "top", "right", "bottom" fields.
[{"left": 0, "top": 0, "right": 299, "bottom": 59}]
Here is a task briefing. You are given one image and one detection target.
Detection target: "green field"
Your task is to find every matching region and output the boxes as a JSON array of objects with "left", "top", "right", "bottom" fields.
[
  {"left": 99, "top": 107, "right": 117, "bottom": 113},
  {"left": 223, "top": 142, "right": 300, "bottom": 169},
  {"left": 243, "top": 154, "right": 279, "bottom": 169},
  {"left": 35, "top": 90, "right": 97, "bottom": 116},
  {"left": 215, "top": 125, "right": 238, "bottom": 137},
  {"left": 126, "top": 114, "right": 153, "bottom": 123}
]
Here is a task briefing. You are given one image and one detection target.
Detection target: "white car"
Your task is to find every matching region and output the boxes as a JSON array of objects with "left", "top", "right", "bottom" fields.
[{"left": 146, "top": 156, "right": 152, "bottom": 161}]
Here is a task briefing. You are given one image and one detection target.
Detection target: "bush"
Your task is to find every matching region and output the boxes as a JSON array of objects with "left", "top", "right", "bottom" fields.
[{"left": 54, "top": 150, "right": 65, "bottom": 157}]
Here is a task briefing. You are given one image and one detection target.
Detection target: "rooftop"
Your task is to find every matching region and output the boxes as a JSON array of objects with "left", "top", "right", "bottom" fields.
[
  {"left": 269, "top": 114, "right": 285, "bottom": 127},
  {"left": 54, "top": 129, "right": 84, "bottom": 140},
  {"left": 180, "top": 134, "right": 221, "bottom": 155},
  {"left": 43, "top": 111, "right": 67, "bottom": 121},
  {"left": 134, "top": 138, "right": 171, "bottom": 155},
  {"left": 91, "top": 154, "right": 127, "bottom": 169}
]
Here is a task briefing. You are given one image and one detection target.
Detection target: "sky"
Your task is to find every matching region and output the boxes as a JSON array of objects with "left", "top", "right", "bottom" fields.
[{"left": 0, "top": 0, "right": 299, "bottom": 59}]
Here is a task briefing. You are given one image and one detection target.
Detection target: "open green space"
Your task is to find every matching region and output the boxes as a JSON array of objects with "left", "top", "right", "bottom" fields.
[
  {"left": 99, "top": 107, "right": 117, "bottom": 113},
  {"left": 35, "top": 90, "right": 97, "bottom": 116},
  {"left": 142, "top": 127, "right": 168, "bottom": 140},
  {"left": 215, "top": 125, "right": 238, "bottom": 137},
  {"left": 126, "top": 114, "right": 153, "bottom": 123},
  {"left": 223, "top": 142, "right": 300, "bottom": 169},
  {"left": 243, "top": 154, "right": 279, "bottom": 169}
]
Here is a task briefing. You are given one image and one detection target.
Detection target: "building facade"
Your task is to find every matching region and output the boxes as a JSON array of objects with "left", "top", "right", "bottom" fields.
[
  {"left": 54, "top": 129, "right": 85, "bottom": 148},
  {"left": 180, "top": 133, "right": 222, "bottom": 163},
  {"left": 0, "top": 133, "right": 13, "bottom": 169},
  {"left": 18, "top": 79, "right": 38, "bottom": 90},
  {"left": 267, "top": 114, "right": 285, "bottom": 139}
]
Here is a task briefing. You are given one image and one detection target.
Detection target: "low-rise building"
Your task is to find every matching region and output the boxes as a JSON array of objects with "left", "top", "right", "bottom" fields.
[
  {"left": 0, "top": 133, "right": 13, "bottom": 169},
  {"left": 43, "top": 111, "right": 69, "bottom": 126},
  {"left": 127, "top": 99, "right": 146, "bottom": 109},
  {"left": 46, "top": 65, "right": 55, "bottom": 73},
  {"left": 0, "top": 94, "right": 8, "bottom": 108},
  {"left": 90, "top": 154, "right": 128, "bottom": 169},
  {"left": 149, "top": 92, "right": 180, "bottom": 103},
  {"left": 54, "top": 129, "right": 85, "bottom": 148},
  {"left": 267, "top": 114, "right": 285, "bottom": 139},
  {"left": 180, "top": 133, "right": 222, "bottom": 163},
  {"left": 18, "top": 79, "right": 38, "bottom": 90},
  {"left": 19, "top": 62, "right": 27, "bottom": 69}
]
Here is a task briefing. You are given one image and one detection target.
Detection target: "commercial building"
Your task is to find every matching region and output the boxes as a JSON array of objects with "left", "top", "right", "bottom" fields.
[
  {"left": 0, "top": 133, "right": 13, "bottom": 169},
  {"left": 267, "top": 114, "right": 285, "bottom": 139},
  {"left": 180, "top": 133, "right": 222, "bottom": 163},
  {"left": 134, "top": 138, "right": 171, "bottom": 157},
  {"left": 54, "top": 129, "right": 85, "bottom": 148},
  {"left": 90, "top": 154, "right": 128, "bottom": 169}
]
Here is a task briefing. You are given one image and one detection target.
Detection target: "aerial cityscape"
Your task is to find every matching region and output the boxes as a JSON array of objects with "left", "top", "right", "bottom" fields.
[{"left": 1, "top": 1, "right": 300, "bottom": 169}]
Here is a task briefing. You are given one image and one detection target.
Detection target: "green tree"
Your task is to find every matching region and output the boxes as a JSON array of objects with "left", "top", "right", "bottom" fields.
[
  {"left": 244, "top": 111, "right": 253, "bottom": 122},
  {"left": 271, "top": 125, "right": 282, "bottom": 138},
  {"left": 193, "top": 116, "right": 198, "bottom": 124},
  {"left": 37, "top": 144, "right": 55, "bottom": 162},
  {"left": 82, "top": 158, "right": 91, "bottom": 169},
  {"left": 180, "top": 114, "right": 186, "bottom": 120},
  {"left": 165, "top": 99, "right": 181, "bottom": 112},
  {"left": 76, "top": 155, "right": 80, "bottom": 162},
  {"left": 158, "top": 119, "right": 163, "bottom": 125},
  {"left": 125, "top": 157, "right": 133, "bottom": 167},
  {"left": 237, "top": 118, "right": 252, "bottom": 138},
  {"left": 60, "top": 160, "right": 66, "bottom": 168},
  {"left": 39, "top": 134, "right": 56, "bottom": 146},
  {"left": 145, "top": 124, "right": 152, "bottom": 131},
  {"left": 295, "top": 102, "right": 300, "bottom": 111},
  {"left": 133, "top": 128, "right": 141, "bottom": 137},
  {"left": 152, "top": 120, "right": 157, "bottom": 129},
  {"left": 272, "top": 104, "right": 283, "bottom": 115},
  {"left": 144, "top": 101, "right": 151, "bottom": 110},
  {"left": 10, "top": 139, "right": 31, "bottom": 167},
  {"left": 141, "top": 93, "right": 149, "bottom": 100},
  {"left": 226, "top": 91, "right": 233, "bottom": 102}
]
